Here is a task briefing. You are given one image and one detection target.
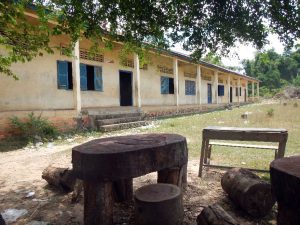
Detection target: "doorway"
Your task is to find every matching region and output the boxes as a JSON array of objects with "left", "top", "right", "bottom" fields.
[
  {"left": 119, "top": 71, "right": 133, "bottom": 106},
  {"left": 244, "top": 89, "right": 247, "bottom": 102},
  {"left": 207, "top": 84, "right": 212, "bottom": 104},
  {"left": 230, "top": 87, "right": 233, "bottom": 103}
]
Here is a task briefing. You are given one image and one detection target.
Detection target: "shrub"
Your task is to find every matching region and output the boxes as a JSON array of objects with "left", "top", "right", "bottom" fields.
[
  {"left": 294, "top": 102, "right": 298, "bottom": 107},
  {"left": 10, "top": 113, "right": 59, "bottom": 142},
  {"left": 266, "top": 108, "right": 274, "bottom": 117}
]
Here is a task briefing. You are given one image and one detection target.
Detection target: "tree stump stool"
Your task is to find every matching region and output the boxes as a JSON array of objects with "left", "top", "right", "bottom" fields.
[
  {"left": 270, "top": 155, "right": 300, "bottom": 225},
  {"left": 134, "top": 183, "right": 183, "bottom": 225}
]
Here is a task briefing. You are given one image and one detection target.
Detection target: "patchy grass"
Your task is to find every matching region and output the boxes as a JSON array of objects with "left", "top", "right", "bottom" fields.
[{"left": 136, "top": 99, "right": 300, "bottom": 171}]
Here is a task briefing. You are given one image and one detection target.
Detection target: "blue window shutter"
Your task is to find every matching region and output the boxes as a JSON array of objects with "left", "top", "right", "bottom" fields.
[
  {"left": 94, "top": 66, "right": 103, "bottom": 91},
  {"left": 57, "top": 61, "right": 68, "bottom": 89},
  {"left": 185, "top": 80, "right": 195, "bottom": 95},
  {"left": 80, "top": 64, "right": 87, "bottom": 91},
  {"left": 191, "top": 81, "right": 195, "bottom": 95},
  {"left": 185, "top": 80, "right": 188, "bottom": 95},
  {"left": 218, "top": 85, "right": 224, "bottom": 96},
  {"left": 161, "top": 76, "right": 169, "bottom": 94}
]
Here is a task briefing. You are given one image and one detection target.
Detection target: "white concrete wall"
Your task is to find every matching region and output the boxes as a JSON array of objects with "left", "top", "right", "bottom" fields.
[
  {"left": 0, "top": 39, "right": 75, "bottom": 111},
  {"left": 0, "top": 35, "right": 253, "bottom": 112}
]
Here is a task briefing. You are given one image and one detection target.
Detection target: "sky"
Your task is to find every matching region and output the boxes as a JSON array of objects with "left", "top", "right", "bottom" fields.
[{"left": 171, "top": 33, "right": 285, "bottom": 69}]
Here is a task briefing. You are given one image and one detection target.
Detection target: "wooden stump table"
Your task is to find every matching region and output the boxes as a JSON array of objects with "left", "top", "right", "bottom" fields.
[
  {"left": 270, "top": 155, "right": 300, "bottom": 225},
  {"left": 72, "top": 133, "right": 188, "bottom": 225}
]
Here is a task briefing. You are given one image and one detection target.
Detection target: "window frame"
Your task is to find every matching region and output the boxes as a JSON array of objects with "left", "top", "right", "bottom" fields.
[{"left": 185, "top": 80, "right": 196, "bottom": 96}]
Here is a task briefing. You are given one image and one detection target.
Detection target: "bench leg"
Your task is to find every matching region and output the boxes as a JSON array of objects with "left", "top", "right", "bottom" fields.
[
  {"left": 198, "top": 138, "right": 209, "bottom": 177},
  {"left": 84, "top": 180, "right": 113, "bottom": 225}
]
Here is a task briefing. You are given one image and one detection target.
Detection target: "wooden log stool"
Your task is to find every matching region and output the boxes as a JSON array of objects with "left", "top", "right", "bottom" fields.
[
  {"left": 270, "top": 155, "right": 300, "bottom": 225},
  {"left": 134, "top": 183, "right": 183, "bottom": 225}
]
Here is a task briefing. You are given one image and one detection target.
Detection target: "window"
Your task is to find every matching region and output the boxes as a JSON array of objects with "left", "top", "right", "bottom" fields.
[
  {"left": 218, "top": 85, "right": 225, "bottom": 96},
  {"left": 236, "top": 87, "right": 239, "bottom": 96},
  {"left": 161, "top": 76, "right": 174, "bottom": 94},
  {"left": 57, "top": 61, "right": 73, "bottom": 90},
  {"left": 185, "top": 80, "right": 196, "bottom": 95},
  {"left": 80, "top": 64, "right": 103, "bottom": 91},
  {"left": 240, "top": 87, "right": 242, "bottom": 96}
]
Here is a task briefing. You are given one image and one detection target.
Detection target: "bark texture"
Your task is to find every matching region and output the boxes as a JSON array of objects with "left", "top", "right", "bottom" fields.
[
  {"left": 270, "top": 156, "right": 300, "bottom": 225},
  {"left": 134, "top": 183, "right": 183, "bottom": 225},
  {"left": 196, "top": 204, "right": 239, "bottom": 225},
  {"left": 221, "top": 168, "right": 275, "bottom": 218},
  {"left": 42, "top": 166, "right": 76, "bottom": 192}
]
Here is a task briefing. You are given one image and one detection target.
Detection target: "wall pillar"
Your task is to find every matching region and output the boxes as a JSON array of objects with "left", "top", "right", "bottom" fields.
[
  {"left": 257, "top": 82, "right": 260, "bottom": 99},
  {"left": 252, "top": 81, "right": 255, "bottom": 101},
  {"left": 237, "top": 77, "right": 241, "bottom": 105},
  {"left": 196, "top": 65, "right": 202, "bottom": 105},
  {"left": 72, "top": 40, "right": 81, "bottom": 115},
  {"left": 246, "top": 81, "right": 248, "bottom": 102},
  {"left": 173, "top": 58, "right": 179, "bottom": 106},
  {"left": 227, "top": 75, "right": 231, "bottom": 104},
  {"left": 133, "top": 53, "right": 141, "bottom": 108},
  {"left": 214, "top": 71, "right": 219, "bottom": 104}
]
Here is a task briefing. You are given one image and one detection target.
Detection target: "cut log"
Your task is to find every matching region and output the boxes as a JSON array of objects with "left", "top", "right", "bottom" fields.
[
  {"left": 42, "top": 166, "right": 133, "bottom": 203},
  {"left": 157, "top": 166, "right": 183, "bottom": 187},
  {"left": 42, "top": 166, "right": 76, "bottom": 192},
  {"left": 113, "top": 178, "right": 133, "bottom": 202},
  {"left": 270, "top": 156, "right": 300, "bottom": 225},
  {"left": 84, "top": 180, "right": 113, "bottom": 225},
  {"left": 0, "top": 214, "right": 5, "bottom": 225},
  {"left": 221, "top": 168, "right": 275, "bottom": 218},
  {"left": 196, "top": 204, "right": 239, "bottom": 225},
  {"left": 134, "top": 183, "right": 183, "bottom": 225}
]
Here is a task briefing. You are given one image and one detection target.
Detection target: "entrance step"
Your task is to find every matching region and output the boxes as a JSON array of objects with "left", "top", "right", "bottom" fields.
[
  {"left": 97, "top": 116, "right": 142, "bottom": 126},
  {"left": 95, "top": 112, "right": 142, "bottom": 120},
  {"left": 99, "top": 121, "right": 149, "bottom": 132}
]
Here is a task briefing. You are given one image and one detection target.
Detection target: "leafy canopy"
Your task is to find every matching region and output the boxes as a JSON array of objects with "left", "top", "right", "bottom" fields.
[
  {"left": 243, "top": 47, "right": 300, "bottom": 96},
  {"left": 1, "top": 0, "right": 300, "bottom": 78}
]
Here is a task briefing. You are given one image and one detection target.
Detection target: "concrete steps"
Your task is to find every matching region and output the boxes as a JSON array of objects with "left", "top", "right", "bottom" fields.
[
  {"left": 97, "top": 116, "right": 143, "bottom": 126},
  {"left": 99, "top": 121, "right": 149, "bottom": 132},
  {"left": 86, "top": 107, "right": 148, "bottom": 132}
]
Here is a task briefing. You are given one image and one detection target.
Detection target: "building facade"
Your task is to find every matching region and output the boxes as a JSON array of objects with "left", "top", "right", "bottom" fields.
[{"left": 0, "top": 12, "right": 260, "bottom": 136}]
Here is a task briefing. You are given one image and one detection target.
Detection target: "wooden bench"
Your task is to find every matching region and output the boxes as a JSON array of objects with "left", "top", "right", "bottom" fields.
[{"left": 198, "top": 126, "right": 288, "bottom": 177}]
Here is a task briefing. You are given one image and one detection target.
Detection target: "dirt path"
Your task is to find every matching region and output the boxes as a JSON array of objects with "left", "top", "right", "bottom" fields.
[{"left": 0, "top": 138, "right": 276, "bottom": 225}]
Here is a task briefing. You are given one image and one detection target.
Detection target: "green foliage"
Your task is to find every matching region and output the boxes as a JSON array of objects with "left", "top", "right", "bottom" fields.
[
  {"left": 243, "top": 47, "right": 300, "bottom": 96},
  {"left": 0, "top": 1, "right": 55, "bottom": 79},
  {"left": 266, "top": 108, "right": 274, "bottom": 117},
  {"left": 2, "top": 1, "right": 300, "bottom": 79},
  {"left": 10, "top": 113, "right": 59, "bottom": 142}
]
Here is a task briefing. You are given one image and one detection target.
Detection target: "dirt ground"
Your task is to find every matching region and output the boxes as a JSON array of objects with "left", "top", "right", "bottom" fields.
[{"left": 0, "top": 137, "right": 277, "bottom": 225}]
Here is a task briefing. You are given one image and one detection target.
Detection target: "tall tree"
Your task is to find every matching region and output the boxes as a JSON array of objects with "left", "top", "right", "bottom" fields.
[{"left": 243, "top": 47, "right": 300, "bottom": 95}]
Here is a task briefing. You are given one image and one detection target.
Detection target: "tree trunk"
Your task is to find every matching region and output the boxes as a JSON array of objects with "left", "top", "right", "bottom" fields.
[
  {"left": 0, "top": 214, "right": 5, "bottom": 225},
  {"left": 270, "top": 156, "right": 300, "bottom": 225},
  {"left": 221, "top": 168, "right": 275, "bottom": 218},
  {"left": 42, "top": 166, "right": 76, "bottom": 192},
  {"left": 113, "top": 178, "right": 133, "bottom": 202},
  {"left": 196, "top": 204, "right": 239, "bottom": 225},
  {"left": 84, "top": 180, "right": 113, "bottom": 225},
  {"left": 157, "top": 166, "right": 183, "bottom": 187},
  {"left": 134, "top": 183, "right": 183, "bottom": 225}
]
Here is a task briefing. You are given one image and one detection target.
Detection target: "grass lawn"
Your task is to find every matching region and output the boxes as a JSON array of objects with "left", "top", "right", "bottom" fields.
[
  {"left": 135, "top": 100, "right": 300, "bottom": 171},
  {"left": 1, "top": 100, "right": 299, "bottom": 171}
]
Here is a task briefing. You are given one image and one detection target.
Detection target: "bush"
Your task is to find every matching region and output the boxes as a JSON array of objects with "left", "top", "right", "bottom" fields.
[
  {"left": 266, "top": 108, "right": 274, "bottom": 117},
  {"left": 294, "top": 102, "right": 298, "bottom": 107},
  {"left": 10, "top": 113, "right": 59, "bottom": 142}
]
